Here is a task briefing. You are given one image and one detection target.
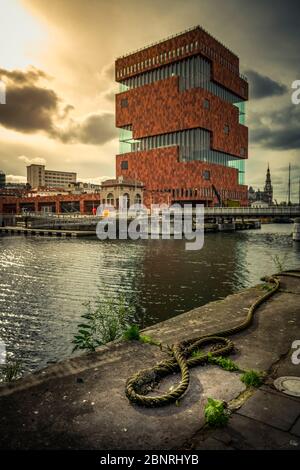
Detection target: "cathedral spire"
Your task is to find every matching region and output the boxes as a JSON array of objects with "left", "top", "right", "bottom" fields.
[{"left": 264, "top": 164, "right": 273, "bottom": 205}]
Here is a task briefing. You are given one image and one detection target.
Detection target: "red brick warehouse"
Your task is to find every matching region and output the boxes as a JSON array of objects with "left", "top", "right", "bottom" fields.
[{"left": 115, "top": 25, "right": 249, "bottom": 207}]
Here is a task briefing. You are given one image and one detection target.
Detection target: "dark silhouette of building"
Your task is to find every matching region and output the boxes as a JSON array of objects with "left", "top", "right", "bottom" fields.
[
  {"left": 0, "top": 170, "right": 5, "bottom": 188},
  {"left": 264, "top": 164, "right": 273, "bottom": 205},
  {"left": 115, "top": 26, "right": 248, "bottom": 207},
  {"left": 248, "top": 165, "right": 273, "bottom": 206}
]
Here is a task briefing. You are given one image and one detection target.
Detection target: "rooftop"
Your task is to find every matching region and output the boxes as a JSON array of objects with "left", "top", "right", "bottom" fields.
[
  {"left": 102, "top": 177, "right": 144, "bottom": 187},
  {"left": 117, "top": 25, "right": 238, "bottom": 61}
]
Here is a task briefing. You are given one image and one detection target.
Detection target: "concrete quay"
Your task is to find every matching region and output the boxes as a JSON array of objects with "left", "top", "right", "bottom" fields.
[
  {"left": 0, "top": 226, "right": 96, "bottom": 237},
  {"left": 0, "top": 273, "right": 299, "bottom": 450},
  {"left": 0, "top": 219, "right": 261, "bottom": 238}
]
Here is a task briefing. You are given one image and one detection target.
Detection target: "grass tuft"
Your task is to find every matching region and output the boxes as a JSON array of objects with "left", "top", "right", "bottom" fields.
[
  {"left": 123, "top": 324, "right": 140, "bottom": 341},
  {"left": 240, "top": 370, "right": 263, "bottom": 387},
  {"left": 204, "top": 398, "right": 229, "bottom": 427},
  {"left": 1, "top": 361, "right": 21, "bottom": 382},
  {"left": 191, "top": 349, "right": 205, "bottom": 359},
  {"left": 207, "top": 353, "right": 240, "bottom": 372},
  {"left": 139, "top": 335, "right": 161, "bottom": 346}
]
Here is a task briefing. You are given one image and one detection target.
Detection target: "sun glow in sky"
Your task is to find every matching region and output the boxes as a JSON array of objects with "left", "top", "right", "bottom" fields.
[
  {"left": 0, "top": 0, "right": 47, "bottom": 70},
  {"left": 0, "top": 0, "right": 299, "bottom": 201}
]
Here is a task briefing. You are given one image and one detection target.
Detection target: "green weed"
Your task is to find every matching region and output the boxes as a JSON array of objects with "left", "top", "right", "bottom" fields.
[
  {"left": 73, "top": 293, "right": 135, "bottom": 352},
  {"left": 240, "top": 370, "right": 263, "bottom": 387},
  {"left": 207, "top": 353, "right": 240, "bottom": 372},
  {"left": 1, "top": 361, "right": 21, "bottom": 382},
  {"left": 204, "top": 398, "right": 229, "bottom": 427},
  {"left": 191, "top": 349, "right": 205, "bottom": 359},
  {"left": 123, "top": 324, "right": 140, "bottom": 341}
]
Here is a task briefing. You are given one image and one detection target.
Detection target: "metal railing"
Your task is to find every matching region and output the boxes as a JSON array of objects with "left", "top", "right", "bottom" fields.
[
  {"left": 117, "top": 26, "right": 198, "bottom": 59},
  {"left": 3, "top": 206, "right": 300, "bottom": 221},
  {"left": 203, "top": 206, "right": 300, "bottom": 217},
  {"left": 116, "top": 25, "right": 238, "bottom": 61},
  {"left": 16, "top": 212, "right": 94, "bottom": 219}
]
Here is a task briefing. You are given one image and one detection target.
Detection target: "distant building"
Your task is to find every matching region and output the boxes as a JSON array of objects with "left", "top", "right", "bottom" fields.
[
  {"left": 0, "top": 181, "right": 27, "bottom": 197},
  {"left": 248, "top": 165, "right": 273, "bottom": 206},
  {"left": 0, "top": 176, "right": 144, "bottom": 214},
  {"left": 101, "top": 176, "right": 144, "bottom": 208},
  {"left": 248, "top": 186, "right": 265, "bottom": 203},
  {"left": 0, "top": 170, "right": 5, "bottom": 188},
  {"left": 251, "top": 200, "right": 269, "bottom": 208},
  {"left": 66, "top": 181, "right": 102, "bottom": 194},
  {"left": 27, "top": 164, "right": 76, "bottom": 189},
  {"left": 248, "top": 186, "right": 255, "bottom": 202},
  {"left": 263, "top": 164, "right": 273, "bottom": 206},
  {"left": 26, "top": 188, "right": 69, "bottom": 197}
]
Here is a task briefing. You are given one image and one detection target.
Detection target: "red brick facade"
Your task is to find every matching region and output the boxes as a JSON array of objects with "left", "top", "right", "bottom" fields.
[
  {"left": 116, "top": 26, "right": 248, "bottom": 100},
  {"left": 0, "top": 186, "right": 145, "bottom": 214},
  {"left": 116, "top": 147, "right": 248, "bottom": 206},
  {"left": 0, "top": 194, "right": 102, "bottom": 214},
  {"left": 115, "top": 26, "right": 248, "bottom": 207},
  {"left": 116, "top": 76, "right": 247, "bottom": 159}
]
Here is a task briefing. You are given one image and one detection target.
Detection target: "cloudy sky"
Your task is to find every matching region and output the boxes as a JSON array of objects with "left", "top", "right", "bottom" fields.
[{"left": 0, "top": 0, "right": 299, "bottom": 201}]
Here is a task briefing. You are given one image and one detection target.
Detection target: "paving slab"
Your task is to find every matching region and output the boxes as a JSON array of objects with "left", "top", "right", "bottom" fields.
[
  {"left": 237, "top": 389, "right": 300, "bottom": 431},
  {"left": 193, "top": 436, "right": 235, "bottom": 450},
  {"left": 261, "top": 384, "right": 300, "bottom": 405},
  {"left": 278, "top": 274, "right": 300, "bottom": 295},
  {"left": 272, "top": 350, "right": 300, "bottom": 380},
  {"left": 291, "top": 417, "right": 300, "bottom": 437},
  {"left": 212, "top": 414, "right": 300, "bottom": 450}
]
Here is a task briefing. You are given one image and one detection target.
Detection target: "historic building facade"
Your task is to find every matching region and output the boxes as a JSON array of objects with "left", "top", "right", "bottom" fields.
[{"left": 248, "top": 165, "right": 273, "bottom": 206}]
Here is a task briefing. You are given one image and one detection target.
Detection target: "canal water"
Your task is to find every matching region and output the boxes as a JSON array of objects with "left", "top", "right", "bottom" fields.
[{"left": 0, "top": 224, "right": 299, "bottom": 375}]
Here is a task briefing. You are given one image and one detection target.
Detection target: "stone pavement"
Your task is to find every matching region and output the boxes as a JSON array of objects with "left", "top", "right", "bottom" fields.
[
  {"left": 190, "top": 353, "right": 300, "bottom": 450},
  {"left": 0, "top": 273, "right": 299, "bottom": 450}
]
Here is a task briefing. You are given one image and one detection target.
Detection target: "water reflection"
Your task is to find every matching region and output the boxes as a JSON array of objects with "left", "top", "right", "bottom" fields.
[{"left": 0, "top": 224, "right": 299, "bottom": 374}]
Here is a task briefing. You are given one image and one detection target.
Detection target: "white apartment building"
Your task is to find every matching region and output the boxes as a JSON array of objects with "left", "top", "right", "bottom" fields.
[{"left": 27, "top": 165, "right": 76, "bottom": 189}]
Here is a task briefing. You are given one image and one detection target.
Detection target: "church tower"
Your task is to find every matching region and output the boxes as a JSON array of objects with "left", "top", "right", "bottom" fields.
[{"left": 263, "top": 164, "right": 273, "bottom": 205}]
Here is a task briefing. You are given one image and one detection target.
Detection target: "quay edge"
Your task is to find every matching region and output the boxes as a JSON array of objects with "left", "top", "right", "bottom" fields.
[{"left": 0, "top": 272, "right": 299, "bottom": 450}]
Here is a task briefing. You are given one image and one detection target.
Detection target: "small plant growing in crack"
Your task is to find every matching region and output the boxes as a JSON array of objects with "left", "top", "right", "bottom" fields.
[
  {"left": 139, "top": 334, "right": 161, "bottom": 347},
  {"left": 191, "top": 349, "right": 205, "bottom": 359},
  {"left": 204, "top": 398, "right": 230, "bottom": 427},
  {"left": 123, "top": 324, "right": 140, "bottom": 341},
  {"left": 240, "top": 370, "right": 264, "bottom": 387},
  {"left": 123, "top": 325, "right": 161, "bottom": 347},
  {"left": 207, "top": 353, "right": 240, "bottom": 372}
]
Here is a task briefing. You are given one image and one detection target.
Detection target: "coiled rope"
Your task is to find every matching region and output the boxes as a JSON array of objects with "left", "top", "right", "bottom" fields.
[{"left": 125, "top": 270, "right": 300, "bottom": 407}]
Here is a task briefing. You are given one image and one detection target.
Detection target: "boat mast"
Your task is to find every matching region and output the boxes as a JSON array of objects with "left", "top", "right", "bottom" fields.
[{"left": 288, "top": 163, "right": 291, "bottom": 206}]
